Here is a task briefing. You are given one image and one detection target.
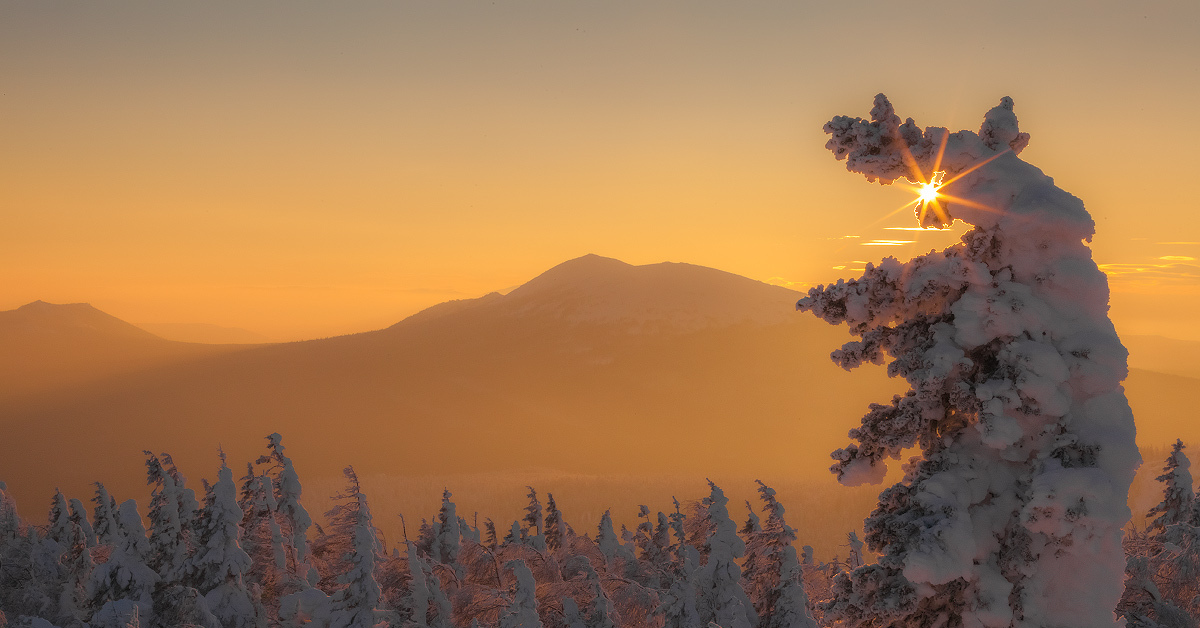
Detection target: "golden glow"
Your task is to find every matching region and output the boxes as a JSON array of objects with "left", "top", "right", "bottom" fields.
[{"left": 919, "top": 182, "right": 939, "bottom": 203}]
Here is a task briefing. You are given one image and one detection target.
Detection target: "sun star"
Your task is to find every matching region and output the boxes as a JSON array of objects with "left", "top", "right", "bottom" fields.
[{"left": 919, "top": 171, "right": 946, "bottom": 202}]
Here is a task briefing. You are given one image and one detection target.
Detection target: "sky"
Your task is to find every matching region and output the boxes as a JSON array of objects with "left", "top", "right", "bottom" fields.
[{"left": 2, "top": 1, "right": 1199, "bottom": 341}]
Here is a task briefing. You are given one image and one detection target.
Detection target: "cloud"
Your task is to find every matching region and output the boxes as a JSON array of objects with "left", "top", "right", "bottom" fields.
[
  {"left": 861, "top": 240, "right": 916, "bottom": 246},
  {"left": 1100, "top": 262, "right": 1200, "bottom": 283}
]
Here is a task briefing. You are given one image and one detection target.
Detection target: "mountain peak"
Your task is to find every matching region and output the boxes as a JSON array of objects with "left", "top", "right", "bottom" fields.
[
  {"left": 2, "top": 300, "right": 160, "bottom": 340},
  {"left": 499, "top": 255, "right": 801, "bottom": 332}
]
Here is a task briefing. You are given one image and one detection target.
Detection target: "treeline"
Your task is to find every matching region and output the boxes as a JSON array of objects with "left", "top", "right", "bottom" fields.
[
  {"left": 5, "top": 433, "right": 1195, "bottom": 628},
  {"left": 0, "top": 434, "right": 855, "bottom": 628}
]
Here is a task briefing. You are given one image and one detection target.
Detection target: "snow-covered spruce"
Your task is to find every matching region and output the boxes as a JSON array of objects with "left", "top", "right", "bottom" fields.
[{"left": 800, "top": 94, "right": 1139, "bottom": 627}]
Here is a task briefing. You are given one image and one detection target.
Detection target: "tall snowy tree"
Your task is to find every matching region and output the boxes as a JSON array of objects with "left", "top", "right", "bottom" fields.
[
  {"left": 257, "top": 433, "right": 314, "bottom": 581},
  {"left": 760, "top": 546, "right": 817, "bottom": 628},
  {"left": 92, "top": 483, "right": 120, "bottom": 547},
  {"left": 694, "top": 481, "right": 756, "bottom": 628},
  {"left": 190, "top": 452, "right": 263, "bottom": 628},
  {"left": 67, "top": 498, "right": 97, "bottom": 548},
  {"left": 58, "top": 521, "right": 96, "bottom": 626},
  {"left": 802, "top": 94, "right": 1139, "bottom": 627},
  {"left": 545, "top": 494, "right": 566, "bottom": 554},
  {"left": 498, "top": 560, "right": 542, "bottom": 628},
  {"left": 241, "top": 472, "right": 288, "bottom": 603},
  {"left": 325, "top": 466, "right": 383, "bottom": 628},
  {"left": 90, "top": 500, "right": 158, "bottom": 618},
  {"left": 144, "top": 451, "right": 190, "bottom": 581},
  {"left": 741, "top": 481, "right": 798, "bottom": 623},
  {"left": 48, "top": 489, "right": 73, "bottom": 548},
  {"left": 431, "top": 489, "right": 462, "bottom": 569},
  {"left": 517, "top": 487, "right": 545, "bottom": 552}
]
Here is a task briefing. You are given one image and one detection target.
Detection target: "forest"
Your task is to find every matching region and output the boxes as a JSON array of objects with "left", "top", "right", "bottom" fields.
[{"left": 0, "top": 432, "right": 1196, "bottom": 628}]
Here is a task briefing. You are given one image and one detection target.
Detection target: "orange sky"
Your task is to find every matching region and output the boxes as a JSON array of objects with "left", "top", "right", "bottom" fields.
[{"left": 2, "top": 1, "right": 1198, "bottom": 341}]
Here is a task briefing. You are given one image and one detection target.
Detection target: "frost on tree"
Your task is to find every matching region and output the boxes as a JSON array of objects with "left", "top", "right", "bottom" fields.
[{"left": 798, "top": 94, "right": 1138, "bottom": 627}]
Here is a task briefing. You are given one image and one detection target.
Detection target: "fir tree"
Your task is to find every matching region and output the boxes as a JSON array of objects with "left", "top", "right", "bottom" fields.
[
  {"left": 48, "top": 489, "right": 73, "bottom": 548},
  {"left": 58, "top": 521, "right": 96, "bottom": 626},
  {"left": 657, "top": 544, "right": 700, "bottom": 628},
  {"left": 431, "top": 489, "right": 461, "bottom": 569},
  {"left": 257, "top": 433, "right": 313, "bottom": 576},
  {"left": 545, "top": 494, "right": 565, "bottom": 554},
  {"left": 741, "top": 481, "right": 797, "bottom": 622},
  {"left": 89, "top": 500, "right": 158, "bottom": 617},
  {"left": 694, "top": 481, "right": 755, "bottom": 628},
  {"left": 583, "top": 567, "right": 617, "bottom": 628},
  {"left": 484, "top": 518, "right": 499, "bottom": 551},
  {"left": 67, "top": 498, "right": 97, "bottom": 548},
  {"left": 92, "top": 482, "right": 120, "bottom": 547},
  {"left": 522, "top": 487, "right": 546, "bottom": 551},
  {"left": 760, "top": 546, "right": 817, "bottom": 628},
  {"left": 190, "top": 452, "right": 262, "bottom": 628},
  {"left": 499, "top": 560, "right": 542, "bottom": 628},
  {"left": 326, "top": 466, "right": 383, "bottom": 628},
  {"left": 1148, "top": 440, "right": 1194, "bottom": 541},
  {"left": 144, "top": 451, "right": 188, "bottom": 581},
  {"left": 595, "top": 510, "right": 619, "bottom": 571}
]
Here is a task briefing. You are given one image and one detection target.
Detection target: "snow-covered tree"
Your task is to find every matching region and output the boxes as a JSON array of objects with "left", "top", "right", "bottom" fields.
[
  {"left": 241, "top": 471, "right": 288, "bottom": 603},
  {"left": 143, "top": 452, "right": 189, "bottom": 581},
  {"left": 522, "top": 487, "right": 546, "bottom": 552},
  {"left": 545, "top": 494, "right": 566, "bottom": 554},
  {"left": 657, "top": 542, "right": 700, "bottom": 628},
  {"left": 498, "top": 560, "right": 542, "bottom": 628},
  {"left": 92, "top": 483, "right": 120, "bottom": 547},
  {"left": 741, "top": 481, "right": 798, "bottom": 622},
  {"left": 431, "top": 489, "right": 461, "bottom": 569},
  {"left": 484, "top": 518, "right": 499, "bottom": 551},
  {"left": 58, "top": 521, "right": 95, "bottom": 625},
  {"left": 760, "top": 546, "right": 816, "bottom": 628},
  {"left": 48, "top": 490, "right": 72, "bottom": 548},
  {"left": 189, "top": 452, "right": 263, "bottom": 628},
  {"left": 595, "top": 511, "right": 624, "bottom": 572},
  {"left": 803, "top": 94, "right": 1139, "bottom": 627},
  {"left": 583, "top": 567, "right": 617, "bottom": 628},
  {"left": 257, "top": 433, "right": 314, "bottom": 580},
  {"left": 326, "top": 466, "right": 383, "bottom": 628},
  {"left": 1148, "top": 440, "right": 1193, "bottom": 540},
  {"left": 0, "top": 481, "right": 21, "bottom": 541},
  {"left": 90, "top": 500, "right": 158, "bottom": 618},
  {"left": 694, "top": 482, "right": 755, "bottom": 628},
  {"left": 67, "top": 498, "right": 97, "bottom": 548}
]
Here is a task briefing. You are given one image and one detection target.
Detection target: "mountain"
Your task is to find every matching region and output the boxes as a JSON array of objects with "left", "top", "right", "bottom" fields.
[
  {"left": 0, "top": 300, "right": 253, "bottom": 402},
  {"left": 0, "top": 256, "right": 1194, "bottom": 550},
  {"left": 0, "top": 256, "right": 901, "bottom": 517}
]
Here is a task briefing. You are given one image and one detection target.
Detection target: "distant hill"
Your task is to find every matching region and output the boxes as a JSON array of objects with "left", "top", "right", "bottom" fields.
[
  {"left": 0, "top": 300, "right": 252, "bottom": 402},
  {"left": 1123, "top": 335, "right": 1200, "bottom": 380}
]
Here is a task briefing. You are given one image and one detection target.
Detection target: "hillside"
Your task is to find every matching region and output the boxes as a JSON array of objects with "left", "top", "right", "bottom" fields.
[{"left": 0, "top": 300, "right": 254, "bottom": 402}]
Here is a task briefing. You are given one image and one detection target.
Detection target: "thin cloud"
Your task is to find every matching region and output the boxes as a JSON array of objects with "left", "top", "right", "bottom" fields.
[
  {"left": 862, "top": 240, "right": 916, "bottom": 246},
  {"left": 1100, "top": 262, "right": 1200, "bottom": 283}
]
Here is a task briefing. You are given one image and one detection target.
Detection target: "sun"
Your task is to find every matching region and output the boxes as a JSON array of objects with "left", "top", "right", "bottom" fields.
[{"left": 919, "top": 171, "right": 945, "bottom": 203}]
